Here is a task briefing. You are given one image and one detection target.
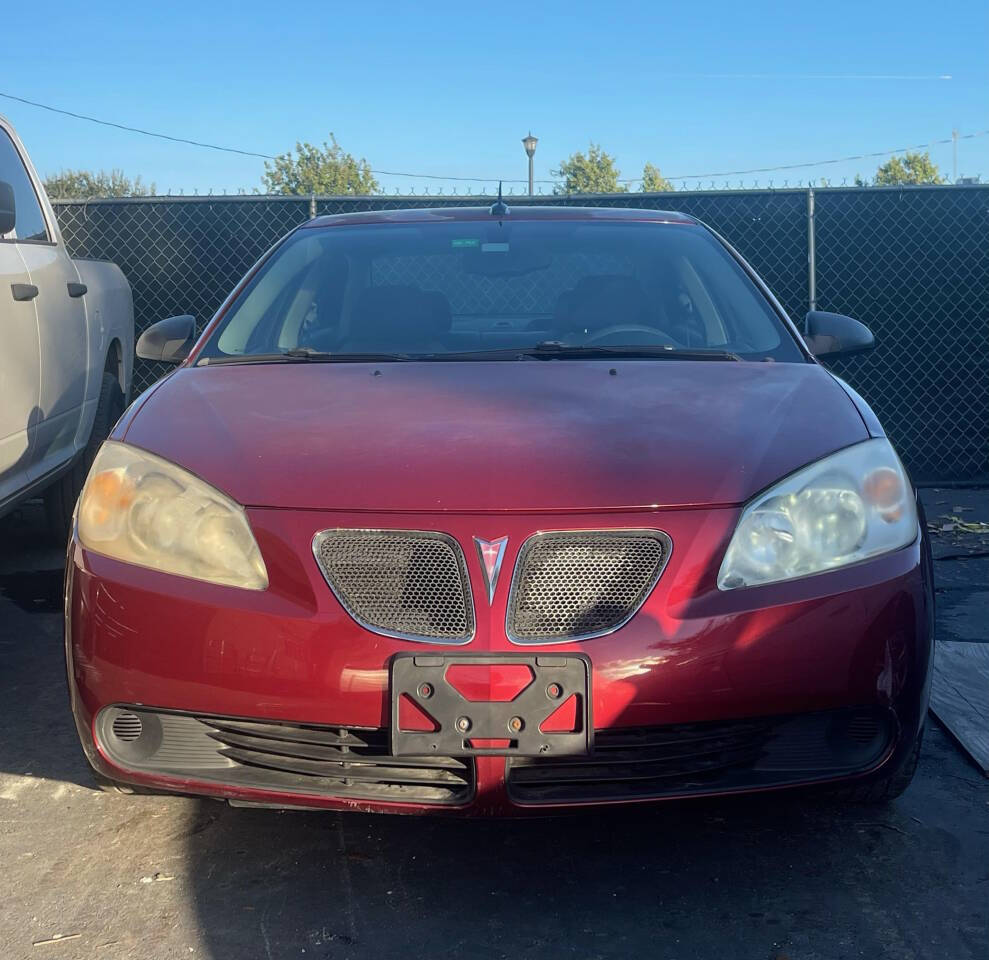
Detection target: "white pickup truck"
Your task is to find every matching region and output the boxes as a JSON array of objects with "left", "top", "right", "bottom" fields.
[{"left": 0, "top": 115, "right": 133, "bottom": 536}]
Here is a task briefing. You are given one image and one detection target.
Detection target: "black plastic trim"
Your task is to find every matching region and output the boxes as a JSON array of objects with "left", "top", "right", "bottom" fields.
[
  {"left": 11, "top": 282, "right": 38, "bottom": 301},
  {"left": 95, "top": 705, "right": 475, "bottom": 806},
  {"left": 506, "top": 707, "right": 896, "bottom": 804},
  {"left": 390, "top": 652, "right": 592, "bottom": 757}
]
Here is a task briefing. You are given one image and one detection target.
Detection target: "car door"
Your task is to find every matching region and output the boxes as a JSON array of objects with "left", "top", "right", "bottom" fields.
[
  {"left": 0, "top": 127, "right": 90, "bottom": 482},
  {"left": 0, "top": 151, "right": 42, "bottom": 508}
]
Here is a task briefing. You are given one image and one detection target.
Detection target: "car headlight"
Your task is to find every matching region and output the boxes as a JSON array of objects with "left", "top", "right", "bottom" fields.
[
  {"left": 718, "top": 438, "right": 917, "bottom": 590},
  {"left": 77, "top": 441, "right": 268, "bottom": 590}
]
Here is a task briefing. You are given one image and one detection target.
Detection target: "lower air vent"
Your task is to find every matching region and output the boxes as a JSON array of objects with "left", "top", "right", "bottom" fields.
[
  {"left": 846, "top": 713, "right": 882, "bottom": 744},
  {"left": 199, "top": 717, "right": 473, "bottom": 804},
  {"left": 111, "top": 712, "right": 143, "bottom": 742},
  {"left": 96, "top": 707, "right": 474, "bottom": 805},
  {"left": 506, "top": 708, "right": 894, "bottom": 804}
]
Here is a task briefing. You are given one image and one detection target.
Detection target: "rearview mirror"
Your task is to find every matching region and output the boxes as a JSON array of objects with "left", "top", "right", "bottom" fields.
[
  {"left": 0, "top": 180, "right": 15, "bottom": 236},
  {"left": 804, "top": 310, "right": 875, "bottom": 360},
  {"left": 136, "top": 315, "right": 197, "bottom": 364},
  {"left": 461, "top": 243, "right": 552, "bottom": 278}
]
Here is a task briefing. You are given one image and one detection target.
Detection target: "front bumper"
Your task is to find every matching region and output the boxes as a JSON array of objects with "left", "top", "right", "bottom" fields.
[{"left": 65, "top": 505, "right": 933, "bottom": 814}]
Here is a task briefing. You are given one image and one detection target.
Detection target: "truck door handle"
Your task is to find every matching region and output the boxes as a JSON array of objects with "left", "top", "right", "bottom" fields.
[
  {"left": 67, "top": 282, "right": 87, "bottom": 298},
  {"left": 11, "top": 283, "right": 39, "bottom": 301}
]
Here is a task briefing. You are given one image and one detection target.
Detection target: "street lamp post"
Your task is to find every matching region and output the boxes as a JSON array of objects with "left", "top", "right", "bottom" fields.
[{"left": 522, "top": 132, "right": 538, "bottom": 197}]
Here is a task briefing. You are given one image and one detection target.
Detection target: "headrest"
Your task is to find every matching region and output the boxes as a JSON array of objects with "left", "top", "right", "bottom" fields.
[
  {"left": 420, "top": 291, "right": 453, "bottom": 334},
  {"left": 351, "top": 286, "right": 452, "bottom": 349}
]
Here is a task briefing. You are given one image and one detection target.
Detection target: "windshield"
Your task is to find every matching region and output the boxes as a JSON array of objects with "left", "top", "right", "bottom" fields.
[{"left": 199, "top": 219, "right": 804, "bottom": 363}]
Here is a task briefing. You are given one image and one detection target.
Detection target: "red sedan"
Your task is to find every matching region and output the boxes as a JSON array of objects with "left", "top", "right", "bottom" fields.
[{"left": 65, "top": 206, "right": 933, "bottom": 814}]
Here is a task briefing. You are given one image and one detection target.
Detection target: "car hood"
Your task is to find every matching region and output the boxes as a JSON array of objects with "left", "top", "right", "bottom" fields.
[{"left": 123, "top": 360, "right": 868, "bottom": 512}]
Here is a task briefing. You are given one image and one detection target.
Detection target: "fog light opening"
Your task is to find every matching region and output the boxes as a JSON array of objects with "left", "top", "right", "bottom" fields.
[{"left": 111, "top": 712, "right": 143, "bottom": 743}]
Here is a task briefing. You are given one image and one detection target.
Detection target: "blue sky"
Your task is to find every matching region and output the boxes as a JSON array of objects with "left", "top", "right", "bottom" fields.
[{"left": 3, "top": 0, "right": 986, "bottom": 194}]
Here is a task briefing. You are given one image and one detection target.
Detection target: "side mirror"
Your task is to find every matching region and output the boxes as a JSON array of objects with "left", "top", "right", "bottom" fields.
[
  {"left": 136, "top": 315, "right": 197, "bottom": 364},
  {"left": 804, "top": 310, "right": 875, "bottom": 360},
  {"left": 0, "top": 180, "right": 15, "bottom": 236}
]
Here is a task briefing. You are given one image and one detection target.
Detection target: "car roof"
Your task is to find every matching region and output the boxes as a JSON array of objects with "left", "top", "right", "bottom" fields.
[{"left": 302, "top": 205, "right": 698, "bottom": 229}]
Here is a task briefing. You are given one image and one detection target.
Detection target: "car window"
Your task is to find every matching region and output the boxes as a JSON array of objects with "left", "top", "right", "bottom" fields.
[
  {"left": 205, "top": 220, "right": 804, "bottom": 362},
  {"left": 0, "top": 130, "right": 50, "bottom": 243}
]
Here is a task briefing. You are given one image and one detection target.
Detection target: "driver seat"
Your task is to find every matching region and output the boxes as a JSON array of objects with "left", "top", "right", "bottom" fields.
[{"left": 564, "top": 275, "right": 652, "bottom": 338}]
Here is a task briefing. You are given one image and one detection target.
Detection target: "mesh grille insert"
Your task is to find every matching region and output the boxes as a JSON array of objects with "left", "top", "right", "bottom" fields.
[
  {"left": 507, "top": 531, "right": 670, "bottom": 643},
  {"left": 314, "top": 530, "right": 474, "bottom": 641}
]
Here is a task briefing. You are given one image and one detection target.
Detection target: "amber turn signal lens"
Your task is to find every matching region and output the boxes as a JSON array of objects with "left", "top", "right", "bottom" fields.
[
  {"left": 77, "top": 441, "right": 268, "bottom": 590},
  {"left": 862, "top": 466, "right": 905, "bottom": 522}
]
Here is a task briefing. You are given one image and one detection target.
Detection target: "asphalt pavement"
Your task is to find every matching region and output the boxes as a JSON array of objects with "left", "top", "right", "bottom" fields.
[{"left": 0, "top": 492, "right": 986, "bottom": 960}]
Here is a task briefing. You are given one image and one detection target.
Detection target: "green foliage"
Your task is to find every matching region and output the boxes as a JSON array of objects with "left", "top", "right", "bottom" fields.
[
  {"left": 641, "top": 162, "right": 674, "bottom": 192},
  {"left": 262, "top": 134, "right": 378, "bottom": 195},
  {"left": 553, "top": 143, "right": 627, "bottom": 195},
  {"left": 856, "top": 151, "right": 946, "bottom": 187},
  {"left": 43, "top": 169, "right": 155, "bottom": 199}
]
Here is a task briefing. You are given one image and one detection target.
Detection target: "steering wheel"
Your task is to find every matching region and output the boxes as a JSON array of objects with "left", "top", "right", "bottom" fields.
[{"left": 583, "top": 324, "right": 680, "bottom": 347}]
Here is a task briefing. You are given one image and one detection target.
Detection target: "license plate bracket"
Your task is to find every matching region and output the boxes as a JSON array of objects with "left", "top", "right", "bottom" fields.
[{"left": 390, "top": 653, "right": 592, "bottom": 757}]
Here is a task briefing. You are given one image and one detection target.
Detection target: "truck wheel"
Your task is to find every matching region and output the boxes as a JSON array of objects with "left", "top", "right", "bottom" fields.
[{"left": 45, "top": 371, "right": 125, "bottom": 542}]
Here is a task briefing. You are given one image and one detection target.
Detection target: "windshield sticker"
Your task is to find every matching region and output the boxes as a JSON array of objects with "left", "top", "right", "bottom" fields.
[
  {"left": 481, "top": 242, "right": 510, "bottom": 253},
  {"left": 451, "top": 238, "right": 480, "bottom": 248}
]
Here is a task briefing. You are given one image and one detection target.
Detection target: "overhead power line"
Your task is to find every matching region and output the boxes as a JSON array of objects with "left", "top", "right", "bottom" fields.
[
  {"left": 656, "top": 130, "right": 989, "bottom": 182},
  {"left": 1, "top": 90, "right": 985, "bottom": 185},
  {"left": 0, "top": 91, "right": 276, "bottom": 159}
]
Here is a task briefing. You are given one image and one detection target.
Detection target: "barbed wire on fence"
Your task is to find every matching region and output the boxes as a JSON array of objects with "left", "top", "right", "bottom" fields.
[{"left": 48, "top": 173, "right": 985, "bottom": 201}]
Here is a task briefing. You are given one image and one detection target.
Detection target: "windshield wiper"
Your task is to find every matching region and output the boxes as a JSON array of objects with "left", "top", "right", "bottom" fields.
[
  {"left": 415, "top": 342, "right": 742, "bottom": 362},
  {"left": 199, "top": 347, "right": 413, "bottom": 365},
  {"left": 522, "top": 341, "right": 743, "bottom": 361},
  {"left": 200, "top": 343, "right": 742, "bottom": 365}
]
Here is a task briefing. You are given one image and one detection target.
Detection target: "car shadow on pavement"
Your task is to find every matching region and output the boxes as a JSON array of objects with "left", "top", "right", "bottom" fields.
[
  {"left": 0, "top": 503, "right": 99, "bottom": 792},
  {"left": 183, "top": 748, "right": 986, "bottom": 960}
]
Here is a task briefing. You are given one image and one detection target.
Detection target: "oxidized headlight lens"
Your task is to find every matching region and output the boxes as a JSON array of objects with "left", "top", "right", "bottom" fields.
[
  {"left": 78, "top": 441, "right": 268, "bottom": 590},
  {"left": 718, "top": 438, "right": 916, "bottom": 590}
]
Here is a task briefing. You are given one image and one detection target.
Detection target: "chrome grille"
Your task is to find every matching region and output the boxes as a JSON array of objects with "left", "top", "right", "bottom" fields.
[
  {"left": 313, "top": 530, "right": 474, "bottom": 642},
  {"left": 506, "top": 531, "right": 670, "bottom": 643}
]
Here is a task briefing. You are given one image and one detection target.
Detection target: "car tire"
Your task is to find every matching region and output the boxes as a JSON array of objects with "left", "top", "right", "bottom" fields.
[
  {"left": 45, "top": 371, "right": 125, "bottom": 543},
  {"left": 89, "top": 767, "right": 139, "bottom": 795},
  {"left": 832, "top": 722, "right": 924, "bottom": 803},
  {"left": 89, "top": 765, "right": 190, "bottom": 798}
]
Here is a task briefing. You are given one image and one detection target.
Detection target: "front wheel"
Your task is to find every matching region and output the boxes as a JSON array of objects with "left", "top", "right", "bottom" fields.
[
  {"left": 45, "top": 371, "right": 125, "bottom": 542},
  {"left": 831, "top": 723, "right": 924, "bottom": 803}
]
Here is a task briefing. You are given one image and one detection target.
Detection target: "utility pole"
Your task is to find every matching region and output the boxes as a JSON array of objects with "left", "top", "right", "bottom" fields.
[
  {"left": 807, "top": 187, "right": 817, "bottom": 324},
  {"left": 952, "top": 128, "right": 958, "bottom": 183}
]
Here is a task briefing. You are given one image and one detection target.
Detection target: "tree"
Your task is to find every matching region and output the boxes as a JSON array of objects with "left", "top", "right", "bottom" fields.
[
  {"left": 43, "top": 169, "right": 155, "bottom": 199},
  {"left": 857, "top": 151, "right": 946, "bottom": 187},
  {"left": 641, "top": 162, "right": 674, "bottom": 193},
  {"left": 553, "top": 143, "right": 627, "bottom": 195},
  {"left": 262, "top": 134, "right": 378, "bottom": 195}
]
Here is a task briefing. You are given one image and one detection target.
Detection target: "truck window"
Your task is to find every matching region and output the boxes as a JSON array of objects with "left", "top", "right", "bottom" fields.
[{"left": 0, "top": 131, "right": 50, "bottom": 243}]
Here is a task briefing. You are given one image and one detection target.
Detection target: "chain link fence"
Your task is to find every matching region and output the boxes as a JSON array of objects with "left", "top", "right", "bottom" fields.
[
  {"left": 52, "top": 186, "right": 988, "bottom": 482},
  {"left": 813, "top": 188, "right": 989, "bottom": 486}
]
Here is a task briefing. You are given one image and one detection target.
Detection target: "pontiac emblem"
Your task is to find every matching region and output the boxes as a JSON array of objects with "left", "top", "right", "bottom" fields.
[{"left": 473, "top": 536, "right": 508, "bottom": 604}]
